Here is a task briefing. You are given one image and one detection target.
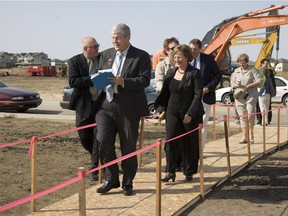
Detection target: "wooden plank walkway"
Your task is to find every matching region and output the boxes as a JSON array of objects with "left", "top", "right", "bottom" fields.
[{"left": 30, "top": 125, "right": 288, "bottom": 216}]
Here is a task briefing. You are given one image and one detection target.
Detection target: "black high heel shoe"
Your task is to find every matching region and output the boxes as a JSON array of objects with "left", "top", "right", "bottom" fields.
[
  {"left": 185, "top": 175, "right": 193, "bottom": 182},
  {"left": 161, "top": 173, "right": 176, "bottom": 182}
]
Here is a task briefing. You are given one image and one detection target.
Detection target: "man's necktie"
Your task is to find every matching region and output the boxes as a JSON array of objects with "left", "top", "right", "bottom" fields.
[
  {"left": 88, "top": 60, "right": 98, "bottom": 100},
  {"left": 192, "top": 59, "right": 197, "bottom": 68},
  {"left": 106, "top": 53, "right": 124, "bottom": 102},
  {"left": 88, "top": 60, "right": 93, "bottom": 73}
]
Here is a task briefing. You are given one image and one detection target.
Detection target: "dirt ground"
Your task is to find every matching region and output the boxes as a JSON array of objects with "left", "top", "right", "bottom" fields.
[
  {"left": 182, "top": 144, "right": 288, "bottom": 216},
  {"left": 0, "top": 70, "right": 288, "bottom": 216}
]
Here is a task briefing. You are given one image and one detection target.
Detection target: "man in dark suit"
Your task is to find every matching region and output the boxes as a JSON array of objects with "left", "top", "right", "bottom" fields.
[
  {"left": 68, "top": 36, "right": 100, "bottom": 181},
  {"left": 95, "top": 23, "right": 151, "bottom": 196},
  {"left": 189, "top": 39, "right": 222, "bottom": 151}
]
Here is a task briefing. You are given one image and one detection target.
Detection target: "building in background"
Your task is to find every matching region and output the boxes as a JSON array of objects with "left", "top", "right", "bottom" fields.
[{"left": 0, "top": 51, "right": 51, "bottom": 68}]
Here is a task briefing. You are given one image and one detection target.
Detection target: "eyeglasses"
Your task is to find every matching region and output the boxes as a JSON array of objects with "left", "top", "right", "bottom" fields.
[
  {"left": 168, "top": 47, "right": 175, "bottom": 51},
  {"left": 86, "top": 44, "right": 100, "bottom": 49}
]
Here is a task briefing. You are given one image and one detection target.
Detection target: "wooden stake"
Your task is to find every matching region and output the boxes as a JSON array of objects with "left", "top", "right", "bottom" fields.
[
  {"left": 138, "top": 117, "right": 145, "bottom": 167},
  {"left": 30, "top": 136, "right": 37, "bottom": 213},
  {"left": 78, "top": 167, "right": 86, "bottom": 216},
  {"left": 223, "top": 115, "right": 231, "bottom": 177},
  {"left": 156, "top": 139, "right": 162, "bottom": 216}
]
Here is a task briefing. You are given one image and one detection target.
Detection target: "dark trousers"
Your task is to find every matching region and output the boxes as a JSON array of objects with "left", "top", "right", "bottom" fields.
[
  {"left": 256, "top": 99, "right": 272, "bottom": 123},
  {"left": 165, "top": 112, "right": 202, "bottom": 176},
  {"left": 96, "top": 99, "right": 139, "bottom": 187},
  {"left": 76, "top": 113, "right": 99, "bottom": 170}
]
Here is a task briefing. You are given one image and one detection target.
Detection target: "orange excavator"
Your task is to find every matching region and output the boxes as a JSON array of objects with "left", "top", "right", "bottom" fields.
[{"left": 202, "top": 4, "right": 288, "bottom": 72}]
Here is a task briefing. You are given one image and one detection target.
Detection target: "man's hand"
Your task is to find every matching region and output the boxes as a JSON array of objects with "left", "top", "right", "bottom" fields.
[
  {"left": 108, "top": 76, "right": 124, "bottom": 86},
  {"left": 203, "top": 86, "right": 209, "bottom": 94},
  {"left": 183, "top": 114, "right": 191, "bottom": 124}
]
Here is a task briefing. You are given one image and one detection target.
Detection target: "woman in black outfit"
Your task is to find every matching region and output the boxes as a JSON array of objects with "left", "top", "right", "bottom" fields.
[{"left": 155, "top": 44, "right": 204, "bottom": 182}]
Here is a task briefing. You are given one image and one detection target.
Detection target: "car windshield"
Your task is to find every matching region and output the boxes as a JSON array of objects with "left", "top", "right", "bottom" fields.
[
  {"left": 0, "top": 81, "right": 8, "bottom": 88},
  {"left": 275, "top": 77, "right": 287, "bottom": 87}
]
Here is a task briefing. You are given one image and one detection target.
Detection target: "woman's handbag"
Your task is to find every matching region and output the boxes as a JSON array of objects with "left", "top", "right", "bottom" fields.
[{"left": 233, "top": 88, "right": 243, "bottom": 99}]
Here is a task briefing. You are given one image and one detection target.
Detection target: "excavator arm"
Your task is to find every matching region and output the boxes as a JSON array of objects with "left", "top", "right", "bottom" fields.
[
  {"left": 202, "top": 4, "right": 288, "bottom": 65},
  {"left": 230, "top": 31, "right": 279, "bottom": 68},
  {"left": 203, "top": 14, "right": 288, "bottom": 62}
]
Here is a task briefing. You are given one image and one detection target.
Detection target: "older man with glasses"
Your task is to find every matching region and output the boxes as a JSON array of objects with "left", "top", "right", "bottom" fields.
[{"left": 68, "top": 36, "right": 101, "bottom": 182}]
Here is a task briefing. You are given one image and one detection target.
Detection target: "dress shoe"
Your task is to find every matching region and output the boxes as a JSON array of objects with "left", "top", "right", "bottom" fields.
[
  {"left": 122, "top": 185, "right": 133, "bottom": 196},
  {"left": 185, "top": 175, "right": 193, "bottom": 182},
  {"left": 250, "top": 135, "right": 254, "bottom": 144},
  {"left": 161, "top": 173, "right": 176, "bottom": 182},
  {"left": 239, "top": 137, "right": 247, "bottom": 144},
  {"left": 96, "top": 181, "right": 120, "bottom": 194},
  {"left": 89, "top": 172, "right": 98, "bottom": 181}
]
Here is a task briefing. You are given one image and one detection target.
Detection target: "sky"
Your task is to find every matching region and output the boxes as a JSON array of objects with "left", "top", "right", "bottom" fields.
[{"left": 1, "top": 1, "right": 288, "bottom": 62}]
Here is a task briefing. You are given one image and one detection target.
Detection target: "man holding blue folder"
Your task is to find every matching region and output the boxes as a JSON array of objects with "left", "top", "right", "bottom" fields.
[{"left": 95, "top": 23, "right": 151, "bottom": 196}]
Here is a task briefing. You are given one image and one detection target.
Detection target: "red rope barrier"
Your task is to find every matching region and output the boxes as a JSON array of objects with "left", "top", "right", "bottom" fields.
[{"left": 0, "top": 105, "right": 287, "bottom": 212}]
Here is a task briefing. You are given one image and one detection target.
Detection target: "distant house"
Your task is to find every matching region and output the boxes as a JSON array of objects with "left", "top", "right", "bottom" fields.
[
  {"left": 51, "top": 59, "right": 67, "bottom": 67},
  {"left": 32, "top": 52, "right": 51, "bottom": 66},
  {"left": 0, "top": 52, "right": 15, "bottom": 68},
  {"left": 15, "top": 52, "right": 51, "bottom": 67},
  {"left": 1, "top": 51, "right": 56, "bottom": 68},
  {"left": 271, "top": 58, "right": 288, "bottom": 72}
]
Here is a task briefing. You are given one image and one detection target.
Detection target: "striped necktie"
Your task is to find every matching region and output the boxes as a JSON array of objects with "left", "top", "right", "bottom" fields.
[
  {"left": 88, "top": 60, "right": 98, "bottom": 99},
  {"left": 106, "top": 53, "right": 124, "bottom": 102}
]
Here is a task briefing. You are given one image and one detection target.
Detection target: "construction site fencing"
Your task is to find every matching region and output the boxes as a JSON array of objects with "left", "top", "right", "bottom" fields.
[{"left": 0, "top": 104, "right": 287, "bottom": 215}]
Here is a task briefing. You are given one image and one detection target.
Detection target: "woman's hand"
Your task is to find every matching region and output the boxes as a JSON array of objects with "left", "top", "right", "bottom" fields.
[{"left": 183, "top": 114, "right": 191, "bottom": 124}]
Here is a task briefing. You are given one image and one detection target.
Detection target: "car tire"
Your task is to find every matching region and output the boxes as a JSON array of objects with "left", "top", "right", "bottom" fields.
[
  {"left": 282, "top": 94, "right": 288, "bottom": 106},
  {"left": 148, "top": 103, "right": 157, "bottom": 118},
  {"left": 222, "top": 92, "right": 233, "bottom": 104}
]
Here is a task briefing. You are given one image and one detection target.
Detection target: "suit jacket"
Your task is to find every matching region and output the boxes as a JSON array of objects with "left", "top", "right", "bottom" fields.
[
  {"left": 199, "top": 53, "right": 222, "bottom": 104},
  {"left": 68, "top": 53, "right": 101, "bottom": 118},
  {"left": 97, "top": 45, "right": 152, "bottom": 120},
  {"left": 155, "top": 64, "right": 204, "bottom": 119}
]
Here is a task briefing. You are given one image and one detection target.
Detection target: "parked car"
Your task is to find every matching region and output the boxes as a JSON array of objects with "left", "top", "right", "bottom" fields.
[
  {"left": 0, "top": 81, "right": 42, "bottom": 112},
  {"left": 60, "top": 84, "right": 159, "bottom": 116},
  {"left": 215, "top": 76, "right": 288, "bottom": 105}
]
